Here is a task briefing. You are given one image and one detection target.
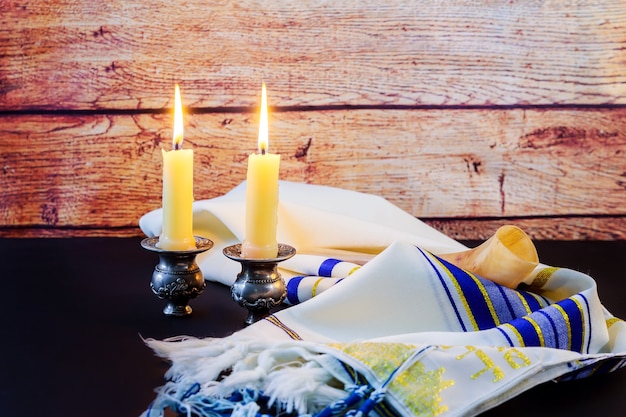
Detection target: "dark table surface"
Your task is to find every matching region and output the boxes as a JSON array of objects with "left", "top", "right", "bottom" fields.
[{"left": 1, "top": 237, "right": 626, "bottom": 417}]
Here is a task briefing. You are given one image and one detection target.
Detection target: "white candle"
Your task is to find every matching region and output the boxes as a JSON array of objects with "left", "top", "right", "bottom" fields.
[
  {"left": 157, "top": 84, "right": 195, "bottom": 251},
  {"left": 242, "top": 83, "right": 280, "bottom": 258}
]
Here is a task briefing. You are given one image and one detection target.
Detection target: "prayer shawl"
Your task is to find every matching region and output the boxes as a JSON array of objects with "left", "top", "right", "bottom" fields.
[{"left": 139, "top": 181, "right": 626, "bottom": 417}]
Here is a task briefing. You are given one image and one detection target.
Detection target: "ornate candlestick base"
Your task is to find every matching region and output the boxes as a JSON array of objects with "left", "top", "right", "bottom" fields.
[
  {"left": 141, "top": 236, "right": 213, "bottom": 317},
  {"left": 223, "top": 243, "right": 296, "bottom": 326}
]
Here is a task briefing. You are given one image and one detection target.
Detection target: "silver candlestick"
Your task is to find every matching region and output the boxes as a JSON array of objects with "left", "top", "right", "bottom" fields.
[
  {"left": 223, "top": 243, "right": 296, "bottom": 325},
  {"left": 141, "top": 236, "right": 213, "bottom": 317}
]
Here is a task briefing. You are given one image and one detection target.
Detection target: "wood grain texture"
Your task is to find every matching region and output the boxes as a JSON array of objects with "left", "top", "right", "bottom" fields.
[
  {"left": 1, "top": 0, "right": 625, "bottom": 110},
  {"left": 2, "top": 217, "right": 625, "bottom": 240},
  {"left": 428, "top": 217, "right": 626, "bottom": 241},
  {"left": 1, "top": 108, "right": 625, "bottom": 238},
  {"left": 1, "top": 0, "right": 625, "bottom": 239}
]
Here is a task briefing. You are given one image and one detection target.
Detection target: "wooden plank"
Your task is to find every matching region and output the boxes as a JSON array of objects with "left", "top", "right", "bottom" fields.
[
  {"left": 1, "top": 0, "right": 624, "bottom": 110},
  {"left": 427, "top": 217, "right": 626, "bottom": 241},
  {"left": 2, "top": 217, "right": 625, "bottom": 240},
  {"left": 0, "top": 227, "right": 142, "bottom": 238},
  {"left": 1, "top": 108, "right": 625, "bottom": 238}
]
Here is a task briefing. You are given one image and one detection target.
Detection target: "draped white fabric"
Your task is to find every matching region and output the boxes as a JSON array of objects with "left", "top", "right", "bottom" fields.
[
  {"left": 139, "top": 181, "right": 467, "bottom": 286},
  {"left": 140, "top": 181, "right": 626, "bottom": 417}
]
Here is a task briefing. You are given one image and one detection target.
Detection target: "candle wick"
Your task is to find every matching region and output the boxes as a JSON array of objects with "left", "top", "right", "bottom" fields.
[
  {"left": 260, "top": 148, "right": 266, "bottom": 155},
  {"left": 174, "top": 142, "right": 183, "bottom": 150}
]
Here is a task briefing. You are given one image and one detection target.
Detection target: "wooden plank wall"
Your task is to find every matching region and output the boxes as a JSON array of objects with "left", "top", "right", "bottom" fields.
[{"left": 1, "top": 0, "right": 625, "bottom": 240}]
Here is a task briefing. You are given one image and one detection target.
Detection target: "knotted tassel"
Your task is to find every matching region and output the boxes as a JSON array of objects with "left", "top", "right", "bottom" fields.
[{"left": 313, "top": 385, "right": 371, "bottom": 417}]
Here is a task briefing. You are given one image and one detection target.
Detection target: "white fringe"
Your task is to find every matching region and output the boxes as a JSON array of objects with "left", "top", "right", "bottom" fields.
[
  {"left": 231, "top": 402, "right": 260, "bottom": 417},
  {"left": 263, "top": 361, "right": 346, "bottom": 414},
  {"left": 143, "top": 335, "right": 353, "bottom": 416}
]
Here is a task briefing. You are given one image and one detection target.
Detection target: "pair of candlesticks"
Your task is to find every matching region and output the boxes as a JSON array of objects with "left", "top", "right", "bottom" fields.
[{"left": 141, "top": 236, "right": 296, "bottom": 325}]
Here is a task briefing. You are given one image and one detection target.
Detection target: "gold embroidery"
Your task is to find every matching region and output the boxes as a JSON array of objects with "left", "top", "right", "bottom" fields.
[
  {"left": 457, "top": 346, "right": 504, "bottom": 382},
  {"left": 264, "top": 315, "right": 303, "bottom": 340},
  {"left": 348, "top": 266, "right": 361, "bottom": 275},
  {"left": 529, "top": 267, "right": 559, "bottom": 288},
  {"left": 311, "top": 277, "right": 324, "bottom": 298},
  {"left": 502, "top": 348, "right": 532, "bottom": 369},
  {"left": 330, "top": 342, "right": 453, "bottom": 416},
  {"left": 607, "top": 317, "right": 623, "bottom": 328}
]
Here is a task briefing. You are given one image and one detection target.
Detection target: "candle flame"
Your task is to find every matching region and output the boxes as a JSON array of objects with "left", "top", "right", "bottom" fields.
[
  {"left": 258, "top": 83, "right": 268, "bottom": 154},
  {"left": 173, "top": 84, "right": 184, "bottom": 150}
]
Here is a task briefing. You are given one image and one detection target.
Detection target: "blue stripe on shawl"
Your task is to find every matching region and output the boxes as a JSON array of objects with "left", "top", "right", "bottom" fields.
[
  {"left": 436, "top": 256, "right": 498, "bottom": 330},
  {"left": 537, "top": 293, "right": 552, "bottom": 306},
  {"left": 517, "top": 290, "right": 544, "bottom": 312},
  {"left": 508, "top": 316, "right": 542, "bottom": 347},
  {"left": 416, "top": 247, "right": 468, "bottom": 332},
  {"left": 481, "top": 280, "right": 550, "bottom": 325},
  {"left": 558, "top": 298, "right": 584, "bottom": 353},
  {"left": 494, "top": 285, "right": 517, "bottom": 322},
  {"left": 318, "top": 258, "right": 342, "bottom": 277},
  {"left": 499, "top": 296, "right": 587, "bottom": 351},
  {"left": 286, "top": 276, "right": 305, "bottom": 304},
  {"left": 496, "top": 327, "right": 515, "bottom": 347},
  {"left": 537, "top": 309, "right": 561, "bottom": 349},
  {"left": 535, "top": 303, "right": 571, "bottom": 350},
  {"left": 580, "top": 293, "right": 592, "bottom": 354}
]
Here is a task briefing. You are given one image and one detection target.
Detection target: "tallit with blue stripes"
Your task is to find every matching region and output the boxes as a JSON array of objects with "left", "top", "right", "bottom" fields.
[{"left": 139, "top": 182, "right": 626, "bottom": 417}]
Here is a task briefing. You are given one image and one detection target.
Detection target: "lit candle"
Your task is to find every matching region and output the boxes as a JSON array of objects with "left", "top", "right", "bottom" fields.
[
  {"left": 241, "top": 83, "right": 280, "bottom": 258},
  {"left": 157, "top": 84, "right": 195, "bottom": 251}
]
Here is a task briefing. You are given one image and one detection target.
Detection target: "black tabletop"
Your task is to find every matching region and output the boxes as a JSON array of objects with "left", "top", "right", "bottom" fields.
[{"left": 1, "top": 237, "right": 626, "bottom": 417}]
